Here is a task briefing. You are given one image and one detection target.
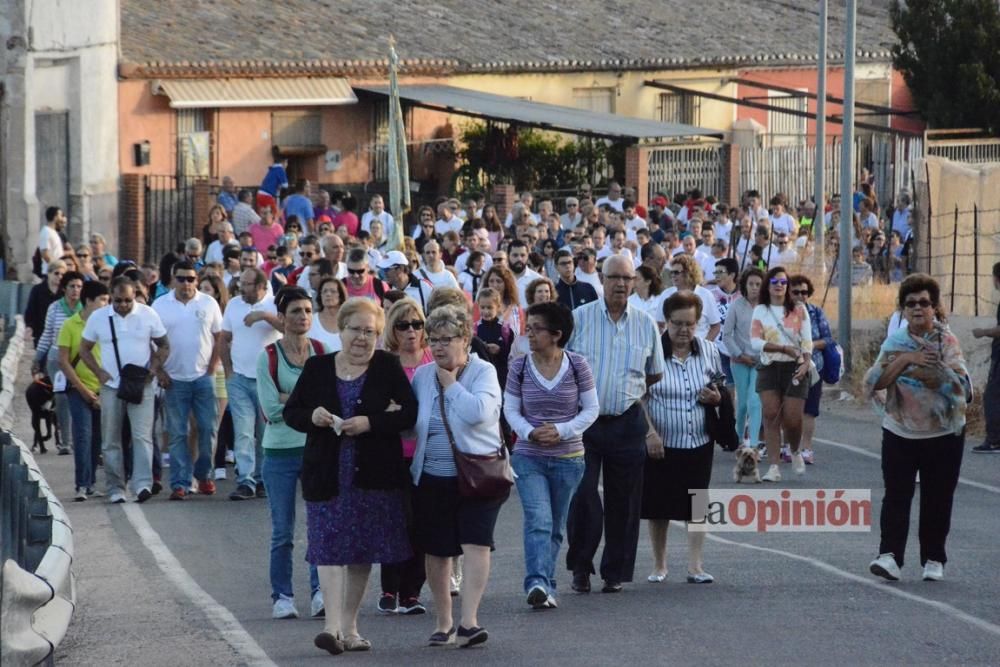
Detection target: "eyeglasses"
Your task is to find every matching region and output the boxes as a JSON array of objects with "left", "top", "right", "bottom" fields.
[
  {"left": 790, "top": 289, "right": 810, "bottom": 296},
  {"left": 300, "top": 252, "right": 315, "bottom": 258},
  {"left": 905, "top": 298, "right": 933, "bottom": 309},
  {"left": 394, "top": 319, "right": 425, "bottom": 332},
  {"left": 347, "top": 268, "right": 367, "bottom": 276},
  {"left": 770, "top": 278, "right": 788, "bottom": 286},
  {"left": 670, "top": 270, "right": 685, "bottom": 276},
  {"left": 668, "top": 320, "right": 697, "bottom": 330},
  {"left": 604, "top": 275, "right": 635, "bottom": 283},
  {"left": 174, "top": 275, "right": 197, "bottom": 283},
  {"left": 344, "top": 325, "right": 378, "bottom": 339},
  {"left": 524, "top": 325, "right": 556, "bottom": 335},
  {"left": 428, "top": 335, "right": 458, "bottom": 347},
  {"left": 557, "top": 260, "right": 574, "bottom": 267}
]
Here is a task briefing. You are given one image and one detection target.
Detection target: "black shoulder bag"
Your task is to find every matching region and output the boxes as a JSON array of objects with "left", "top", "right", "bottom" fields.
[{"left": 109, "top": 315, "right": 150, "bottom": 404}]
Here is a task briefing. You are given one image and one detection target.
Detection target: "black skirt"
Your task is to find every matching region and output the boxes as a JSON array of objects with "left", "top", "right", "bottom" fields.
[{"left": 640, "top": 442, "right": 714, "bottom": 521}]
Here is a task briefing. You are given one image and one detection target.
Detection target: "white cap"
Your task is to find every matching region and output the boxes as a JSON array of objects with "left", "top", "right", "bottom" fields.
[{"left": 376, "top": 250, "right": 408, "bottom": 269}]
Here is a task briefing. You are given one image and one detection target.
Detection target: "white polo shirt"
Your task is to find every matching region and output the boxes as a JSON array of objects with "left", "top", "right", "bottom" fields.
[
  {"left": 81, "top": 303, "right": 167, "bottom": 389},
  {"left": 222, "top": 295, "right": 281, "bottom": 379},
  {"left": 153, "top": 290, "right": 223, "bottom": 381},
  {"left": 515, "top": 268, "right": 543, "bottom": 306},
  {"left": 38, "top": 225, "right": 63, "bottom": 274}
]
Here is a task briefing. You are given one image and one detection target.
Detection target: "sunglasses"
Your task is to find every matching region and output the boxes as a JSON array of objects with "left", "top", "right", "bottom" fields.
[
  {"left": 790, "top": 289, "right": 810, "bottom": 296},
  {"left": 905, "top": 298, "right": 933, "bottom": 309},
  {"left": 347, "top": 268, "right": 367, "bottom": 276},
  {"left": 770, "top": 278, "right": 788, "bottom": 286},
  {"left": 393, "top": 319, "right": 425, "bottom": 332},
  {"left": 174, "top": 275, "right": 197, "bottom": 283}
]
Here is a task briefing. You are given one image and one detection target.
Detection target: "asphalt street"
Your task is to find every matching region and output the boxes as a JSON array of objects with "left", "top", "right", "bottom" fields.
[{"left": 16, "top": 364, "right": 1000, "bottom": 666}]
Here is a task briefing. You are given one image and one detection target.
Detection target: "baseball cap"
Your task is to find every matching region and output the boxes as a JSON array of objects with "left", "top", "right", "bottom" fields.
[
  {"left": 651, "top": 196, "right": 668, "bottom": 208},
  {"left": 376, "top": 250, "right": 408, "bottom": 269}
]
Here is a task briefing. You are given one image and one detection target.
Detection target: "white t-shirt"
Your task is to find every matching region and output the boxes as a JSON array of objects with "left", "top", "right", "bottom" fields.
[
  {"left": 694, "top": 251, "right": 718, "bottom": 283},
  {"left": 435, "top": 217, "right": 463, "bottom": 236},
  {"left": 628, "top": 292, "right": 664, "bottom": 325},
  {"left": 152, "top": 290, "right": 223, "bottom": 381},
  {"left": 418, "top": 265, "right": 459, "bottom": 289},
  {"left": 515, "top": 268, "right": 543, "bottom": 306},
  {"left": 595, "top": 196, "right": 624, "bottom": 212},
  {"left": 861, "top": 212, "right": 880, "bottom": 230},
  {"left": 775, "top": 246, "right": 800, "bottom": 267},
  {"left": 308, "top": 317, "right": 343, "bottom": 353},
  {"left": 454, "top": 251, "right": 492, "bottom": 275},
  {"left": 360, "top": 210, "right": 396, "bottom": 239},
  {"left": 81, "top": 303, "right": 167, "bottom": 389},
  {"left": 222, "top": 295, "right": 281, "bottom": 378},
  {"left": 661, "top": 285, "right": 722, "bottom": 336},
  {"left": 714, "top": 220, "right": 734, "bottom": 244},
  {"left": 38, "top": 225, "right": 63, "bottom": 274},
  {"left": 575, "top": 268, "right": 604, "bottom": 297},
  {"left": 770, "top": 213, "right": 796, "bottom": 236},
  {"left": 204, "top": 239, "right": 237, "bottom": 265}
]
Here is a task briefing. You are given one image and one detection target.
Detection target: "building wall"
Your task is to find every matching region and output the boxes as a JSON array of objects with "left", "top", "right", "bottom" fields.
[{"left": 1, "top": 0, "right": 120, "bottom": 280}]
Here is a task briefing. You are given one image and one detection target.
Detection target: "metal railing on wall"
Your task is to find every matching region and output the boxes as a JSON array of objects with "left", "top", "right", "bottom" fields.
[{"left": 0, "top": 316, "right": 76, "bottom": 666}]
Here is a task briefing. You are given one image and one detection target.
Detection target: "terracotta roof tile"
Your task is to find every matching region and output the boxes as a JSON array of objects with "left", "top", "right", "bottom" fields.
[{"left": 121, "top": 0, "right": 898, "bottom": 76}]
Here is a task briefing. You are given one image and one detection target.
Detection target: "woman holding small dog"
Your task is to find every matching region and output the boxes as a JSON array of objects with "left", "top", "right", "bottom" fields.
[
  {"left": 865, "top": 274, "right": 970, "bottom": 583},
  {"left": 641, "top": 291, "right": 723, "bottom": 584}
]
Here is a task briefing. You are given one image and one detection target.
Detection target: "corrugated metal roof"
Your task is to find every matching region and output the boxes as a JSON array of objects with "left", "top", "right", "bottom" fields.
[
  {"left": 355, "top": 84, "right": 722, "bottom": 141},
  {"left": 152, "top": 77, "right": 357, "bottom": 108}
]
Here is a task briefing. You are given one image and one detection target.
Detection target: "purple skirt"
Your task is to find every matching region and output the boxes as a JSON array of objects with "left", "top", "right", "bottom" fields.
[{"left": 305, "top": 374, "right": 411, "bottom": 566}]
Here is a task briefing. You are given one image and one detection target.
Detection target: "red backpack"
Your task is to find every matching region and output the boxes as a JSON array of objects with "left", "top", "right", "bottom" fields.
[{"left": 264, "top": 338, "right": 326, "bottom": 393}]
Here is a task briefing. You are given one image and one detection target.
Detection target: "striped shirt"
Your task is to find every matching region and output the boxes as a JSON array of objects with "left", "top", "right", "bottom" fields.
[
  {"left": 504, "top": 352, "right": 598, "bottom": 457},
  {"left": 647, "top": 337, "right": 723, "bottom": 449},
  {"left": 568, "top": 299, "right": 665, "bottom": 416},
  {"left": 423, "top": 395, "right": 458, "bottom": 477}
]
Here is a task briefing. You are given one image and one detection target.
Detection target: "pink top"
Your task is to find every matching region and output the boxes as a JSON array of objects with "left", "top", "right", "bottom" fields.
[
  {"left": 400, "top": 348, "right": 434, "bottom": 458},
  {"left": 248, "top": 222, "right": 284, "bottom": 253},
  {"left": 333, "top": 211, "right": 360, "bottom": 237}
]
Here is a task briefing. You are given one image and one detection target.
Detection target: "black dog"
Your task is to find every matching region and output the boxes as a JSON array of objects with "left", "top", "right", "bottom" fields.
[{"left": 25, "top": 377, "right": 60, "bottom": 454}]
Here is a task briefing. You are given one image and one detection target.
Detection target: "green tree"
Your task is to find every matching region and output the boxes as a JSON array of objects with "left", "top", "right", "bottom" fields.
[{"left": 890, "top": 0, "right": 1000, "bottom": 135}]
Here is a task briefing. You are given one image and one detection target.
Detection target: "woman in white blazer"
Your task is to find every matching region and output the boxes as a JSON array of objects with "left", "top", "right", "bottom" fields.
[{"left": 410, "top": 303, "right": 507, "bottom": 649}]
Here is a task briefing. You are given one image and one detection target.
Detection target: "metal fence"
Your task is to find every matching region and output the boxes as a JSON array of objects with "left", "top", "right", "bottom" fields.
[
  {"left": 926, "top": 139, "right": 1000, "bottom": 164},
  {"left": 647, "top": 144, "right": 726, "bottom": 203},
  {"left": 925, "top": 205, "right": 1000, "bottom": 317},
  {"left": 144, "top": 175, "right": 201, "bottom": 262}
]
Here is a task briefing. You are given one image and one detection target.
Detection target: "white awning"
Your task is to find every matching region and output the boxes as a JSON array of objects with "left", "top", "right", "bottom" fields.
[{"left": 152, "top": 77, "right": 357, "bottom": 108}]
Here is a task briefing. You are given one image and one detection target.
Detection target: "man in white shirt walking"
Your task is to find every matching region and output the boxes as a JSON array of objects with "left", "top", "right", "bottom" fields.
[
  {"left": 595, "top": 181, "right": 624, "bottom": 212},
  {"left": 38, "top": 206, "right": 66, "bottom": 275},
  {"left": 221, "top": 267, "right": 281, "bottom": 500},
  {"left": 79, "top": 277, "right": 170, "bottom": 504},
  {"left": 418, "top": 240, "right": 459, "bottom": 289},
  {"left": 509, "top": 239, "right": 541, "bottom": 305},
  {"left": 153, "top": 260, "right": 224, "bottom": 500}
]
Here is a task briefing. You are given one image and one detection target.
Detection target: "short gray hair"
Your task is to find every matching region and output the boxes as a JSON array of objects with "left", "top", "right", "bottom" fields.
[
  {"left": 185, "top": 237, "right": 203, "bottom": 253},
  {"left": 425, "top": 304, "right": 472, "bottom": 340}
]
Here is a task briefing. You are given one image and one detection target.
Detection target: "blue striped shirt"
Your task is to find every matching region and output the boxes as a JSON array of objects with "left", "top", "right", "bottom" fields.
[
  {"left": 423, "top": 395, "right": 458, "bottom": 477},
  {"left": 647, "top": 337, "right": 722, "bottom": 449},
  {"left": 568, "top": 299, "right": 665, "bottom": 416}
]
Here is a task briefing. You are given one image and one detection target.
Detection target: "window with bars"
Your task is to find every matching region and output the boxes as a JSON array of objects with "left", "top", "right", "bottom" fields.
[
  {"left": 177, "top": 109, "right": 210, "bottom": 177},
  {"left": 767, "top": 92, "right": 807, "bottom": 146},
  {"left": 573, "top": 87, "right": 615, "bottom": 114},
  {"left": 371, "top": 99, "right": 390, "bottom": 182},
  {"left": 271, "top": 111, "right": 323, "bottom": 146},
  {"left": 659, "top": 92, "right": 700, "bottom": 125}
]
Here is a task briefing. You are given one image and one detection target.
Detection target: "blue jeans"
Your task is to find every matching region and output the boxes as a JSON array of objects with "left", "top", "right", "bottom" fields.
[
  {"left": 165, "top": 375, "right": 218, "bottom": 490},
  {"left": 66, "top": 388, "right": 101, "bottom": 491},
  {"left": 100, "top": 382, "right": 156, "bottom": 495},
  {"left": 732, "top": 361, "right": 763, "bottom": 445},
  {"left": 513, "top": 452, "right": 585, "bottom": 594},
  {"left": 227, "top": 373, "right": 263, "bottom": 487},
  {"left": 262, "top": 452, "right": 319, "bottom": 601}
]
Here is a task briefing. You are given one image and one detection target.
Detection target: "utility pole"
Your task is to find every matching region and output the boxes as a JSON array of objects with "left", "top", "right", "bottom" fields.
[
  {"left": 814, "top": 0, "right": 827, "bottom": 259},
  {"left": 838, "top": 0, "right": 856, "bottom": 371}
]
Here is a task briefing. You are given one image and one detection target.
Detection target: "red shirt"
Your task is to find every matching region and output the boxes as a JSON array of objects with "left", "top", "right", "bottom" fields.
[{"left": 333, "top": 211, "right": 359, "bottom": 237}]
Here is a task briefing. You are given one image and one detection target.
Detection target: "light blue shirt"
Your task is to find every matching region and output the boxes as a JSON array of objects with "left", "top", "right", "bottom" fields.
[{"left": 568, "top": 299, "right": 665, "bottom": 416}]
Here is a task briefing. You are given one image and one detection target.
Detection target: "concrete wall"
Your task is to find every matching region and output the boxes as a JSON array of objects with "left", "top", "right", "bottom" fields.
[{"left": 0, "top": 0, "right": 120, "bottom": 281}]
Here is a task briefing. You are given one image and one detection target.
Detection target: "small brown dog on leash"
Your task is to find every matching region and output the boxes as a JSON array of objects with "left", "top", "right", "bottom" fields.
[{"left": 733, "top": 446, "right": 761, "bottom": 484}]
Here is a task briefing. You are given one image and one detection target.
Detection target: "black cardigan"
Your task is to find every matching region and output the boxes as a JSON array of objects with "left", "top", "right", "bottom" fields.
[{"left": 283, "top": 350, "right": 418, "bottom": 502}]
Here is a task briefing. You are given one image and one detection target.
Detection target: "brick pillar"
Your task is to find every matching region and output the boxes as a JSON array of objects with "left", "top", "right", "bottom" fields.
[
  {"left": 492, "top": 184, "right": 516, "bottom": 221},
  {"left": 624, "top": 145, "right": 650, "bottom": 206},
  {"left": 193, "top": 179, "right": 212, "bottom": 240},
  {"left": 723, "top": 144, "right": 741, "bottom": 206},
  {"left": 120, "top": 174, "right": 146, "bottom": 264}
]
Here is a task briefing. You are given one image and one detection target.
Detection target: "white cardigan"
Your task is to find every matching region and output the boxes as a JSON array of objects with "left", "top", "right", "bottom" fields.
[{"left": 410, "top": 355, "right": 503, "bottom": 484}]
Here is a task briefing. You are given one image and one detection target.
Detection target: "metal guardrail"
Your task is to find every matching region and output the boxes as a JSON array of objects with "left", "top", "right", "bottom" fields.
[{"left": 0, "top": 316, "right": 76, "bottom": 666}]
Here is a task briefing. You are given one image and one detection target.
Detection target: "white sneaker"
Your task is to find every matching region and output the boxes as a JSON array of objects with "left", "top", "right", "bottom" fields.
[
  {"left": 161, "top": 453, "right": 170, "bottom": 467},
  {"left": 108, "top": 490, "right": 126, "bottom": 504},
  {"left": 74, "top": 490, "right": 87, "bottom": 502},
  {"left": 311, "top": 590, "right": 325, "bottom": 617},
  {"left": 922, "top": 560, "right": 944, "bottom": 581},
  {"left": 214, "top": 467, "right": 227, "bottom": 481},
  {"left": 792, "top": 453, "right": 806, "bottom": 475},
  {"left": 761, "top": 464, "right": 781, "bottom": 482},
  {"left": 272, "top": 594, "right": 299, "bottom": 619},
  {"left": 225, "top": 450, "right": 235, "bottom": 464},
  {"left": 869, "top": 553, "right": 901, "bottom": 581}
]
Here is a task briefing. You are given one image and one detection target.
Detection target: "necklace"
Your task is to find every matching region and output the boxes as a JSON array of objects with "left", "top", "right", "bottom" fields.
[{"left": 338, "top": 356, "right": 368, "bottom": 380}]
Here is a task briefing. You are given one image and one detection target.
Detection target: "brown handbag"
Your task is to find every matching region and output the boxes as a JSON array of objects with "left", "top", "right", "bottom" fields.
[{"left": 436, "top": 369, "right": 513, "bottom": 499}]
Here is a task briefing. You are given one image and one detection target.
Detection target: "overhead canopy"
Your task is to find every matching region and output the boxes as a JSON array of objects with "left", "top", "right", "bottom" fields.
[
  {"left": 355, "top": 84, "right": 723, "bottom": 141},
  {"left": 152, "top": 77, "right": 357, "bottom": 109}
]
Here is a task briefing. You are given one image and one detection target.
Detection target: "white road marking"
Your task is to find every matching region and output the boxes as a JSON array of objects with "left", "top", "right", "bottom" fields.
[
  {"left": 700, "top": 528, "right": 1000, "bottom": 639},
  {"left": 813, "top": 436, "right": 1000, "bottom": 495},
  {"left": 122, "top": 504, "right": 277, "bottom": 666}
]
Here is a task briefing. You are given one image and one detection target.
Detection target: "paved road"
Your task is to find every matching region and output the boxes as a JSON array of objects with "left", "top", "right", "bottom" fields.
[{"left": 15, "top": 364, "right": 1000, "bottom": 665}]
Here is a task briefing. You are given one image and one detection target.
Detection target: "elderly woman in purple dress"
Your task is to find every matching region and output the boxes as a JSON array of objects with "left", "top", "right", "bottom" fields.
[{"left": 284, "top": 297, "right": 417, "bottom": 655}]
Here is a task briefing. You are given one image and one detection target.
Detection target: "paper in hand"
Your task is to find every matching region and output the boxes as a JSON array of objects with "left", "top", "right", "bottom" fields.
[{"left": 331, "top": 415, "right": 344, "bottom": 435}]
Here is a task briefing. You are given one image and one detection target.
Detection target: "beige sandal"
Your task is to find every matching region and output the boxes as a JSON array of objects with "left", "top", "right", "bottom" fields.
[{"left": 342, "top": 635, "right": 372, "bottom": 652}]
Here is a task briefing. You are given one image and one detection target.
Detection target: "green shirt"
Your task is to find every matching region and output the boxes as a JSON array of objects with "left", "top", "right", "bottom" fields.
[
  {"left": 256, "top": 340, "right": 327, "bottom": 456},
  {"left": 57, "top": 313, "right": 101, "bottom": 394}
]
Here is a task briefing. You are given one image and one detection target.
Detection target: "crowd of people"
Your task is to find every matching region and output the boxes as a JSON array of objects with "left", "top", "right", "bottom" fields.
[{"left": 24, "top": 159, "right": 978, "bottom": 654}]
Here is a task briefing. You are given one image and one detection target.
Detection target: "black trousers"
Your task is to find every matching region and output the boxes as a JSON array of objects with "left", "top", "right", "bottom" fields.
[
  {"left": 380, "top": 459, "right": 426, "bottom": 600},
  {"left": 566, "top": 403, "right": 646, "bottom": 583},
  {"left": 983, "top": 347, "right": 1000, "bottom": 444},
  {"left": 214, "top": 407, "right": 234, "bottom": 469},
  {"left": 878, "top": 428, "right": 964, "bottom": 567}
]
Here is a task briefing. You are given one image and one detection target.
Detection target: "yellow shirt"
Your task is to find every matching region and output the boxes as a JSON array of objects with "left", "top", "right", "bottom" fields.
[{"left": 57, "top": 313, "right": 101, "bottom": 394}]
